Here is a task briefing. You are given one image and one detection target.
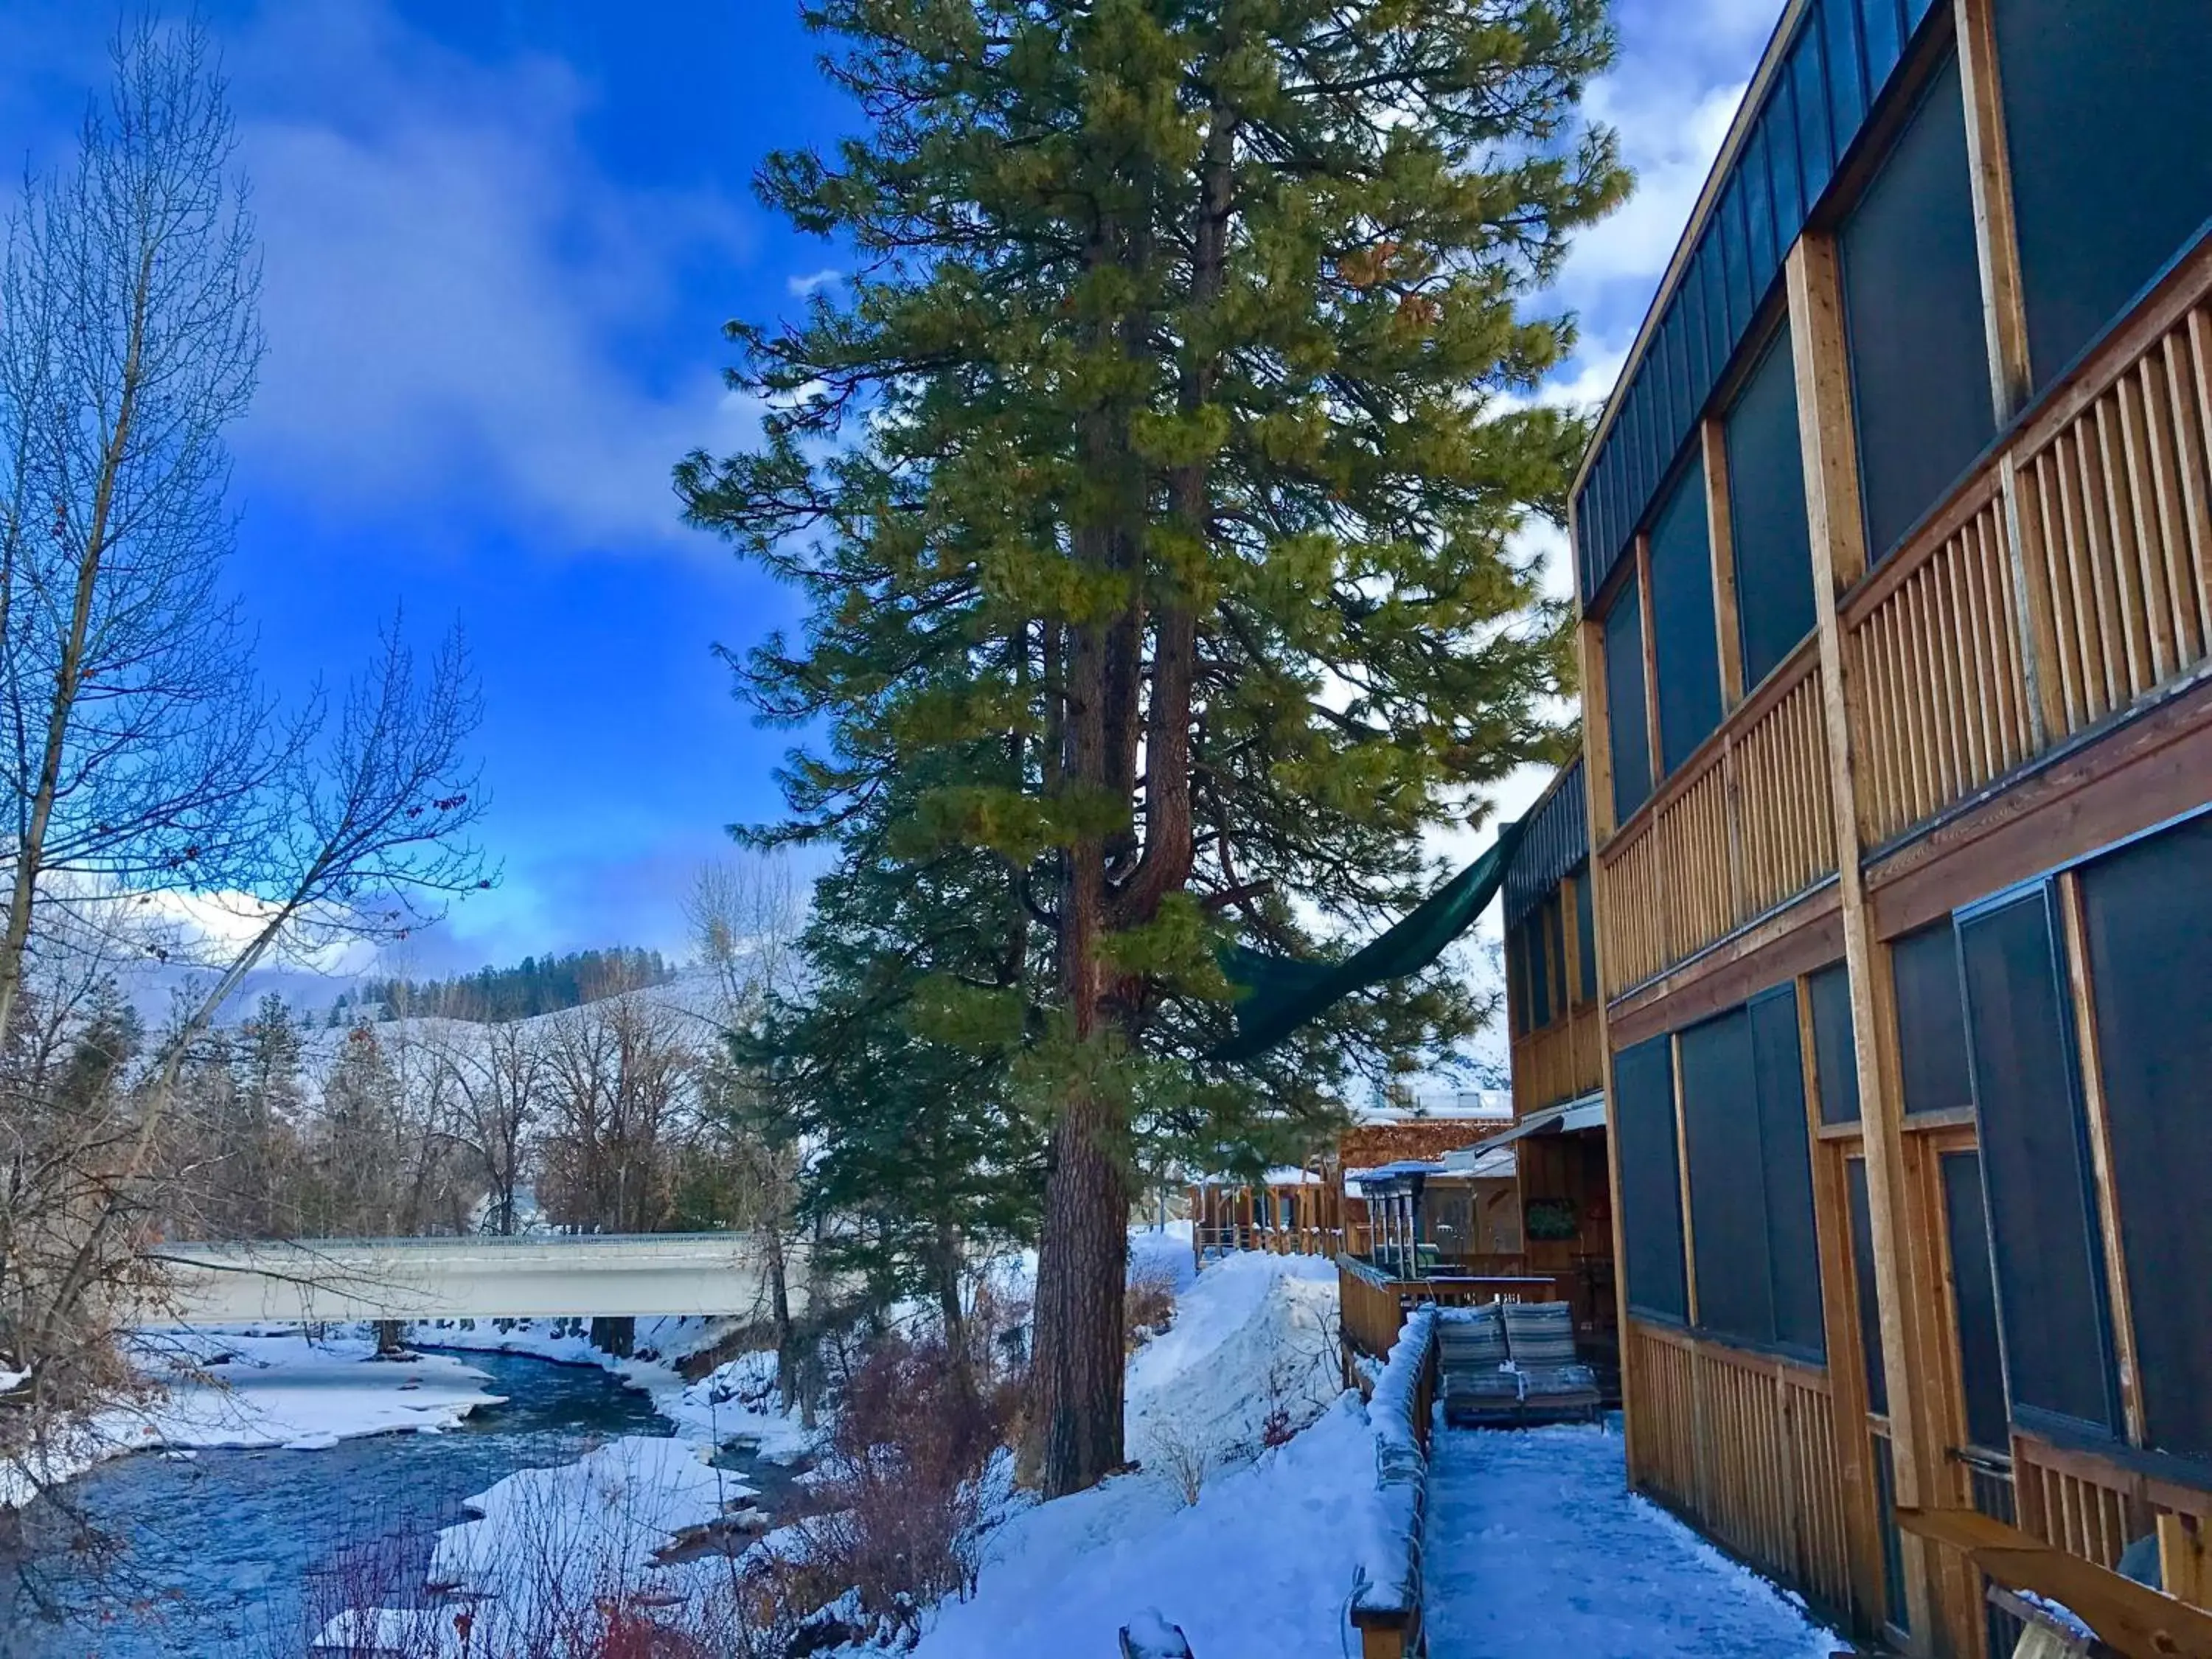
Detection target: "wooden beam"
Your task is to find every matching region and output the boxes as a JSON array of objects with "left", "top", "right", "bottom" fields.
[
  {"left": 2161, "top": 1513, "right": 2211, "bottom": 1613},
  {"left": 2056, "top": 872, "right": 2147, "bottom": 1449},
  {"left": 1798, "top": 975, "right": 1885, "bottom": 1631},
  {"left": 1790, "top": 229, "right": 1941, "bottom": 1645},
  {"left": 1953, "top": 0, "right": 2034, "bottom": 421},
  {"left": 1636, "top": 532, "right": 1665, "bottom": 783},
  {"left": 1705, "top": 417, "right": 1747, "bottom": 709},
  {"left": 1582, "top": 611, "right": 1619, "bottom": 845},
  {"left": 1576, "top": 611, "right": 1641, "bottom": 1481},
  {"left": 1789, "top": 237, "right": 1870, "bottom": 592},
  {"left": 1897, "top": 1506, "right": 2212, "bottom": 1659}
]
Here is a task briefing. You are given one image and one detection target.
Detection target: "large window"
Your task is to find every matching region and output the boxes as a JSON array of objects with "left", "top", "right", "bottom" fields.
[
  {"left": 1957, "top": 887, "right": 2120, "bottom": 1443},
  {"left": 1604, "top": 579, "right": 1652, "bottom": 825},
  {"left": 1725, "top": 329, "right": 1818, "bottom": 689},
  {"left": 1848, "top": 1158, "right": 1888, "bottom": 1415},
  {"left": 1891, "top": 917, "right": 1972, "bottom": 1116},
  {"left": 1572, "top": 868, "right": 1598, "bottom": 1003},
  {"left": 1648, "top": 463, "right": 1724, "bottom": 776},
  {"left": 1615, "top": 1033, "right": 1688, "bottom": 1324},
  {"left": 1840, "top": 52, "right": 1995, "bottom": 563},
  {"left": 2079, "top": 812, "right": 2212, "bottom": 1466},
  {"left": 1993, "top": 0, "right": 2212, "bottom": 389},
  {"left": 1678, "top": 987, "right": 1826, "bottom": 1359}
]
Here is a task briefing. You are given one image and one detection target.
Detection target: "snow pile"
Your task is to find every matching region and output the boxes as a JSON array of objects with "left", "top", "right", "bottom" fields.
[
  {"left": 429, "top": 1435, "right": 752, "bottom": 1598},
  {"left": 908, "top": 1248, "right": 1363, "bottom": 1658},
  {"left": 1422, "top": 1422, "right": 1841, "bottom": 1658},
  {"left": 1352, "top": 1304, "right": 1434, "bottom": 1619},
  {"left": 663, "top": 1349, "right": 814, "bottom": 1463},
  {"left": 1124, "top": 1250, "right": 1340, "bottom": 1479}
]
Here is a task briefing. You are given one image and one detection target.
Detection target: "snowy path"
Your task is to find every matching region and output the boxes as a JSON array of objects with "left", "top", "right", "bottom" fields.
[{"left": 1422, "top": 1425, "right": 1840, "bottom": 1659}]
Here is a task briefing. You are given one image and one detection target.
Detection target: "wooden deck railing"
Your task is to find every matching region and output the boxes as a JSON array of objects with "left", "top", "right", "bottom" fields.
[
  {"left": 1624, "top": 1319, "right": 1854, "bottom": 1621},
  {"left": 1509, "top": 1008, "right": 1604, "bottom": 1116},
  {"left": 1192, "top": 1223, "right": 1343, "bottom": 1262},
  {"left": 1599, "top": 642, "right": 1837, "bottom": 995},
  {"left": 1846, "top": 231, "right": 2212, "bottom": 850}
]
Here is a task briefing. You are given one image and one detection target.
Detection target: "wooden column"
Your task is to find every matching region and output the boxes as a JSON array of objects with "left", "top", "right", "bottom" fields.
[
  {"left": 1790, "top": 230, "right": 1941, "bottom": 1647},
  {"left": 1798, "top": 978, "right": 1884, "bottom": 1631},
  {"left": 1704, "top": 417, "right": 1746, "bottom": 709},
  {"left": 1573, "top": 562, "right": 1641, "bottom": 1481}
]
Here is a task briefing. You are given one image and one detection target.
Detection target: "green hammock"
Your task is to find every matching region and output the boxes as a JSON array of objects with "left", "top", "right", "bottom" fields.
[{"left": 1209, "top": 817, "right": 1527, "bottom": 1062}]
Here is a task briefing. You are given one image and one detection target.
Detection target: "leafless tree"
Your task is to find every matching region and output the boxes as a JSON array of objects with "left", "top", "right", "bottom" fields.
[
  {"left": 0, "top": 21, "right": 488, "bottom": 1503},
  {"left": 437, "top": 1018, "right": 547, "bottom": 1235},
  {"left": 538, "top": 988, "right": 692, "bottom": 1236}
]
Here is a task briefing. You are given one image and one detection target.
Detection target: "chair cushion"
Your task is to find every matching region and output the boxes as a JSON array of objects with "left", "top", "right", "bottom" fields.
[
  {"left": 1502, "top": 1300, "right": 1578, "bottom": 1366},
  {"left": 1444, "top": 1369, "right": 1520, "bottom": 1402},
  {"left": 1438, "top": 1303, "right": 1509, "bottom": 1369}
]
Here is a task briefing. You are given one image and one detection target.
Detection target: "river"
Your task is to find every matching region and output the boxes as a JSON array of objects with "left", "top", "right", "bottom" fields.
[{"left": 0, "top": 1351, "right": 745, "bottom": 1659}]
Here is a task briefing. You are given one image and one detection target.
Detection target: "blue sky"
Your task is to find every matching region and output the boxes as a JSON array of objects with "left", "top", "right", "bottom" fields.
[{"left": 0, "top": 1, "right": 1779, "bottom": 979}]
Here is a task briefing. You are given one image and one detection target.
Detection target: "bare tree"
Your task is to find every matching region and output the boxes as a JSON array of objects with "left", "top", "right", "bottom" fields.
[
  {"left": 0, "top": 17, "right": 279, "bottom": 1045},
  {"left": 437, "top": 1018, "right": 547, "bottom": 1235},
  {"left": 0, "top": 23, "right": 489, "bottom": 1495},
  {"left": 538, "top": 987, "right": 691, "bottom": 1236}
]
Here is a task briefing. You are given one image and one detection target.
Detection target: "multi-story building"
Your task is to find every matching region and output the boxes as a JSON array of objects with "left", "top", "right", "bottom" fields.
[{"left": 1560, "top": 0, "right": 2212, "bottom": 1650}]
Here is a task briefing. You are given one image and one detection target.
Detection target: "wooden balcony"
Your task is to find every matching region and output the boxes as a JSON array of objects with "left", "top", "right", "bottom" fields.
[
  {"left": 1508, "top": 1006, "right": 1604, "bottom": 1118},
  {"left": 1599, "top": 640, "right": 1837, "bottom": 996},
  {"left": 1599, "top": 230, "right": 2212, "bottom": 996}
]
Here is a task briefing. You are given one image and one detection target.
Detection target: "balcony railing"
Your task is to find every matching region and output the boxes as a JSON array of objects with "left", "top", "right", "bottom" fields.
[
  {"left": 1509, "top": 1009, "right": 1604, "bottom": 1117},
  {"left": 1599, "top": 231, "right": 2212, "bottom": 994},
  {"left": 1600, "top": 641, "right": 1837, "bottom": 996}
]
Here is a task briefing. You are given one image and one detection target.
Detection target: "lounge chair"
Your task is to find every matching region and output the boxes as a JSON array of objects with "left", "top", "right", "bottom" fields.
[
  {"left": 1501, "top": 1301, "right": 1604, "bottom": 1422},
  {"left": 1438, "top": 1300, "right": 1602, "bottom": 1427}
]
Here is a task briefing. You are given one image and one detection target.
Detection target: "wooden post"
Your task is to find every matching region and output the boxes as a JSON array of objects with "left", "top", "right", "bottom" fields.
[
  {"left": 1954, "top": 0, "right": 2033, "bottom": 422},
  {"left": 1790, "top": 230, "right": 1941, "bottom": 1647},
  {"left": 2160, "top": 1513, "right": 2211, "bottom": 1611},
  {"left": 1705, "top": 417, "right": 1747, "bottom": 709}
]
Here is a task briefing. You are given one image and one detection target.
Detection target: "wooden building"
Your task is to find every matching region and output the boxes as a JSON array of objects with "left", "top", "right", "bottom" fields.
[{"left": 1559, "top": 0, "right": 2212, "bottom": 1651}]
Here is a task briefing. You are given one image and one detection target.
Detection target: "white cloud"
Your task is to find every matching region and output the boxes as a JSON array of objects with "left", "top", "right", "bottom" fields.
[
  {"left": 218, "top": 0, "right": 760, "bottom": 552},
  {"left": 787, "top": 268, "right": 842, "bottom": 296}
]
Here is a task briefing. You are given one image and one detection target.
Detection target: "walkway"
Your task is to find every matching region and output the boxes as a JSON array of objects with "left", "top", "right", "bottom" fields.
[{"left": 1423, "top": 1423, "right": 1841, "bottom": 1659}]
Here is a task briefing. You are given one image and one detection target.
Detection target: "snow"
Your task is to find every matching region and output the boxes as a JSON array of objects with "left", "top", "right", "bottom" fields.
[
  {"left": 911, "top": 1250, "right": 1366, "bottom": 1658},
  {"left": 1352, "top": 1306, "right": 1433, "bottom": 1617},
  {"left": 1422, "top": 1422, "right": 1842, "bottom": 1659},
  {"left": 430, "top": 1434, "right": 752, "bottom": 1597},
  {"left": 911, "top": 1396, "right": 1378, "bottom": 1658}
]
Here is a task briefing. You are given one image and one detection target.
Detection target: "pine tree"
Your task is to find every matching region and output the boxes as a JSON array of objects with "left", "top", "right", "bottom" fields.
[{"left": 683, "top": 0, "right": 1625, "bottom": 1494}]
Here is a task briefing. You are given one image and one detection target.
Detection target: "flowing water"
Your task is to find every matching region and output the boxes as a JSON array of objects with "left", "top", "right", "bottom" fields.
[{"left": 1, "top": 1352, "right": 717, "bottom": 1659}]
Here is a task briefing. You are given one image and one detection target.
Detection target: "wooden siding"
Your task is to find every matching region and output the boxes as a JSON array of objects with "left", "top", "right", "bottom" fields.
[
  {"left": 1625, "top": 1319, "right": 1856, "bottom": 1620},
  {"left": 1509, "top": 1006, "right": 1604, "bottom": 1118}
]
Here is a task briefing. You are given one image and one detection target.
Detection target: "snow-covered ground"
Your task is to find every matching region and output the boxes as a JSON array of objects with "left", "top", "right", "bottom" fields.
[{"left": 1423, "top": 1422, "right": 1841, "bottom": 1658}]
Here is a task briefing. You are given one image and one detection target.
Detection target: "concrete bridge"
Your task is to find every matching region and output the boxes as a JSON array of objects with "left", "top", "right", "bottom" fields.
[{"left": 143, "top": 1233, "right": 801, "bottom": 1326}]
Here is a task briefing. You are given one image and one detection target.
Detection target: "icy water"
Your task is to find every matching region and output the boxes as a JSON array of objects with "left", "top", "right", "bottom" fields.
[{"left": 1, "top": 1353, "right": 675, "bottom": 1659}]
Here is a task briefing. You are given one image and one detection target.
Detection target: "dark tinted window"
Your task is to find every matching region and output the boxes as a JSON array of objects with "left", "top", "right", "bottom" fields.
[
  {"left": 1840, "top": 54, "right": 1995, "bottom": 562},
  {"left": 1726, "top": 330, "right": 1818, "bottom": 689},
  {"left": 1941, "top": 1150, "right": 2011, "bottom": 1453},
  {"left": 1615, "top": 1034, "right": 1688, "bottom": 1323},
  {"left": 1604, "top": 579, "right": 1653, "bottom": 823},
  {"left": 1809, "top": 961, "right": 1861, "bottom": 1124},
  {"left": 1680, "top": 1009, "right": 1774, "bottom": 1346},
  {"left": 1892, "top": 917, "right": 1972, "bottom": 1115},
  {"left": 2080, "top": 812, "right": 2212, "bottom": 1464},
  {"left": 1678, "top": 990, "right": 1825, "bottom": 1359},
  {"left": 1994, "top": 0, "right": 2212, "bottom": 389},
  {"left": 1958, "top": 888, "right": 2119, "bottom": 1441},
  {"left": 1528, "top": 910, "right": 1552, "bottom": 1029},
  {"left": 1648, "top": 465, "right": 1723, "bottom": 776},
  {"left": 1752, "top": 987, "right": 1826, "bottom": 1359},
  {"left": 1848, "top": 1157, "right": 1888, "bottom": 1414}
]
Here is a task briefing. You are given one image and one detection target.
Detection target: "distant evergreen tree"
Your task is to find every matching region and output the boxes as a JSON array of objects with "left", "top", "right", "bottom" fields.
[
  {"left": 683, "top": 0, "right": 1624, "bottom": 1492},
  {"left": 361, "top": 946, "right": 676, "bottom": 1024}
]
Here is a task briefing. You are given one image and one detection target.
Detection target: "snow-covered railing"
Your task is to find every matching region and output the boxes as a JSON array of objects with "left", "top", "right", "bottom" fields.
[{"left": 1349, "top": 1304, "right": 1438, "bottom": 1659}]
